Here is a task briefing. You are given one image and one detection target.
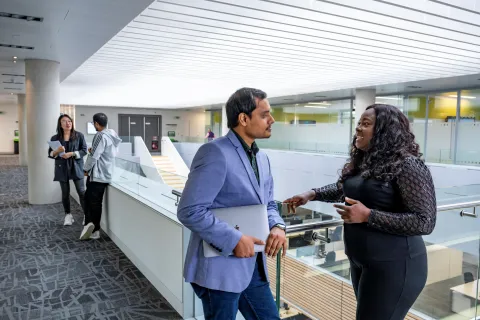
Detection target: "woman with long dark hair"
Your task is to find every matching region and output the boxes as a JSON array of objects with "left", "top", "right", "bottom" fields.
[
  {"left": 48, "top": 114, "right": 88, "bottom": 226},
  {"left": 285, "top": 104, "right": 437, "bottom": 320}
]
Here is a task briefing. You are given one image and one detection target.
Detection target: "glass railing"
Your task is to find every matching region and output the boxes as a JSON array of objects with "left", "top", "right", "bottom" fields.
[
  {"left": 271, "top": 185, "right": 480, "bottom": 320},
  {"left": 169, "top": 136, "right": 210, "bottom": 144},
  {"left": 256, "top": 140, "right": 350, "bottom": 156},
  {"left": 111, "top": 157, "right": 187, "bottom": 217}
]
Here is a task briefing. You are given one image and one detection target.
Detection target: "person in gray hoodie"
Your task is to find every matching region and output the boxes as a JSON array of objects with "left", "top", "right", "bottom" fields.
[{"left": 80, "top": 113, "right": 122, "bottom": 240}]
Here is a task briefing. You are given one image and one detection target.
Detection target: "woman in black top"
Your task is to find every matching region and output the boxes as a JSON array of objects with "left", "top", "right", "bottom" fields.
[
  {"left": 48, "top": 114, "right": 88, "bottom": 226},
  {"left": 285, "top": 104, "right": 436, "bottom": 320}
]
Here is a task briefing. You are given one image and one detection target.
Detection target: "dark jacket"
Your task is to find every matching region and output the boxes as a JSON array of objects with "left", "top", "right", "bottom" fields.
[{"left": 48, "top": 132, "right": 88, "bottom": 182}]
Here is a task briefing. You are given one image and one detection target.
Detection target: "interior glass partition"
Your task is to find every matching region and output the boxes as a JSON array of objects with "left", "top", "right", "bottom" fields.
[
  {"left": 204, "top": 109, "right": 222, "bottom": 140},
  {"left": 457, "top": 90, "right": 480, "bottom": 166},
  {"left": 257, "top": 99, "right": 352, "bottom": 155},
  {"left": 425, "top": 92, "right": 458, "bottom": 164}
]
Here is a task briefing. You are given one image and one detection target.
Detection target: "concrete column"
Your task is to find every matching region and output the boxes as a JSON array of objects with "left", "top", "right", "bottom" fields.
[
  {"left": 355, "top": 89, "right": 376, "bottom": 125},
  {"left": 25, "top": 59, "right": 61, "bottom": 204},
  {"left": 17, "top": 94, "right": 28, "bottom": 166},
  {"left": 221, "top": 104, "right": 229, "bottom": 136}
]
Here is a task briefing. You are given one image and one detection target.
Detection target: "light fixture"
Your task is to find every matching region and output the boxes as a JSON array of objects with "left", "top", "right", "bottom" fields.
[
  {"left": 376, "top": 96, "right": 401, "bottom": 100},
  {"left": 304, "top": 105, "right": 327, "bottom": 109},
  {"left": 308, "top": 102, "right": 331, "bottom": 106},
  {"left": 10, "top": 93, "right": 14, "bottom": 95},
  {"left": 13, "top": 60, "right": 16, "bottom": 64},
  {"left": 0, "top": 12, "right": 43, "bottom": 22},
  {"left": 0, "top": 43, "right": 34, "bottom": 50},
  {"left": 448, "top": 95, "right": 476, "bottom": 99},
  {"left": 13, "top": 56, "right": 17, "bottom": 59}
]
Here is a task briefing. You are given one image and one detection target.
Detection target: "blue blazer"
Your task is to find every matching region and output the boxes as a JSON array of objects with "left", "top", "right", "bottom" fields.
[{"left": 177, "top": 130, "right": 284, "bottom": 293}]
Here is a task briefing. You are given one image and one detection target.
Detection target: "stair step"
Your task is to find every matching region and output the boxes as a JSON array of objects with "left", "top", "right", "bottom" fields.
[{"left": 162, "top": 176, "right": 183, "bottom": 182}]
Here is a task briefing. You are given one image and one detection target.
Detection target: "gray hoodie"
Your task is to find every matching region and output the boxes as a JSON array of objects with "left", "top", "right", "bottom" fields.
[{"left": 84, "top": 129, "right": 122, "bottom": 183}]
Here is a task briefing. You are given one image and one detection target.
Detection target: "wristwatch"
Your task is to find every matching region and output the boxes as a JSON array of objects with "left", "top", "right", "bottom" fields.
[{"left": 272, "top": 223, "right": 286, "bottom": 232}]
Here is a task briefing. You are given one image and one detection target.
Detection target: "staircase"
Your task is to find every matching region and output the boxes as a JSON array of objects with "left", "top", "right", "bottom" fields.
[{"left": 151, "top": 155, "right": 186, "bottom": 190}]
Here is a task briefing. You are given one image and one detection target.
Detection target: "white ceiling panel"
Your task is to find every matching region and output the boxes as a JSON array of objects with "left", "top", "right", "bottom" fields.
[{"left": 61, "top": 0, "right": 480, "bottom": 108}]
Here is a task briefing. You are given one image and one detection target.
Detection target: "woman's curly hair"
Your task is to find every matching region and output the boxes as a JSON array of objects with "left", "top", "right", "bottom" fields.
[{"left": 340, "top": 104, "right": 421, "bottom": 183}]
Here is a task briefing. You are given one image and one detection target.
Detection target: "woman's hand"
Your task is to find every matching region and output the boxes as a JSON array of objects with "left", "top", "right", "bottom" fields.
[
  {"left": 284, "top": 190, "right": 315, "bottom": 214},
  {"left": 333, "top": 197, "right": 371, "bottom": 223},
  {"left": 61, "top": 152, "right": 73, "bottom": 159},
  {"left": 54, "top": 146, "right": 65, "bottom": 156}
]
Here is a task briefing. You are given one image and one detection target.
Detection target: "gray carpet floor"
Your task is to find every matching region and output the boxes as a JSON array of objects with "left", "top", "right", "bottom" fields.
[{"left": 0, "top": 155, "right": 182, "bottom": 320}]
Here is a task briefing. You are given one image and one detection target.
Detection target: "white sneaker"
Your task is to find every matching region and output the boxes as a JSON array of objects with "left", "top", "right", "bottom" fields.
[
  {"left": 64, "top": 214, "right": 74, "bottom": 226},
  {"left": 79, "top": 223, "right": 95, "bottom": 240},
  {"left": 90, "top": 231, "right": 100, "bottom": 240}
]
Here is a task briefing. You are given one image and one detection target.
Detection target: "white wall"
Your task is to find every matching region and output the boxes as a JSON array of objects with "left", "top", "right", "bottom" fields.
[
  {"left": 101, "top": 185, "right": 196, "bottom": 318},
  {"left": 74, "top": 105, "right": 205, "bottom": 142},
  {"left": 0, "top": 100, "right": 18, "bottom": 154}
]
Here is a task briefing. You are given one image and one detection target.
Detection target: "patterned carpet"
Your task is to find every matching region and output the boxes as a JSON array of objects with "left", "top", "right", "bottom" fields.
[{"left": 0, "top": 156, "right": 181, "bottom": 320}]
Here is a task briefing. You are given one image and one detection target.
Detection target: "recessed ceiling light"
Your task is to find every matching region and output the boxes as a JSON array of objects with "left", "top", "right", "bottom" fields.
[
  {"left": 376, "top": 96, "right": 401, "bottom": 100},
  {"left": 10, "top": 93, "right": 13, "bottom": 95},
  {"left": 448, "top": 95, "right": 476, "bottom": 99},
  {"left": 0, "top": 12, "right": 43, "bottom": 22},
  {"left": 0, "top": 43, "right": 34, "bottom": 50},
  {"left": 1, "top": 73, "right": 25, "bottom": 77},
  {"left": 308, "top": 102, "right": 331, "bottom": 106},
  {"left": 13, "top": 56, "right": 17, "bottom": 59},
  {"left": 304, "top": 105, "right": 327, "bottom": 109}
]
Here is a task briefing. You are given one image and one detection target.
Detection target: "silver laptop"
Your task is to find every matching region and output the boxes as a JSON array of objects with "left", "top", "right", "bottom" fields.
[{"left": 203, "top": 204, "right": 270, "bottom": 258}]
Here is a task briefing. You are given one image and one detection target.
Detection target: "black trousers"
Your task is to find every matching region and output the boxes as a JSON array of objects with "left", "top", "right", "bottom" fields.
[
  {"left": 59, "top": 179, "right": 85, "bottom": 214},
  {"left": 349, "top": 253, "right": 428, "bottom": 320},
  {"left": 84, "top": 178, "right": 108, "bottom": 232}
]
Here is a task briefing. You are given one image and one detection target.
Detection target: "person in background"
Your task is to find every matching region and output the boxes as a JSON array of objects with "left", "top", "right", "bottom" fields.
[
  {"left": 285, "top": 104, "right": 437, "bottom": 320},
  {"left": 205, "top": 128, "right": 215, "bottom": 141},
  {"left": 80, "top": 113, "right": 121, "bottom": 240},
  {"left": 178, "top": 88, "right": 287, "bottom": 320},
  {"left": 48, "top": 114, "right": 87, "bottom": 226}
]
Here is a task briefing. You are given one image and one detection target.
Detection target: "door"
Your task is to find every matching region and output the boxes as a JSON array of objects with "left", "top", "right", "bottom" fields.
[
  {"left": 119, "top": 115, "right": 130, "bottom": 142},
  {"left": 145, "top": 116, "right": 161, "bottom": 152},
  {"left": 128, "top": 115, "right": 144, "bottom": 139}
]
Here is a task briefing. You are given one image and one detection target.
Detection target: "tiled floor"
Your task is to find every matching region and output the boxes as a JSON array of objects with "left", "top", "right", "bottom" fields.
[{"left": 0, "top": 155, "right": 182, "bottom": 320}]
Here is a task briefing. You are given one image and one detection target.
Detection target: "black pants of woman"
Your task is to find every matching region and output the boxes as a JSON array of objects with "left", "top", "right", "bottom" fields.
[
  {"left": 59, "top": 179, "right": 85, "bottom": 214},
  {"left": 349, "top": 253, "right": 428, "bottom": 320}
]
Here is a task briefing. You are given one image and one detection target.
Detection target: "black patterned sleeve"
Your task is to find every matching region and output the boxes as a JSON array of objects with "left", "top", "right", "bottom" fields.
[
  {"left": 367, "top": 157, "right": 437, "bottom": 236},
  {"left": 312, "top": 183, "right": 344, "bottom": 203}
]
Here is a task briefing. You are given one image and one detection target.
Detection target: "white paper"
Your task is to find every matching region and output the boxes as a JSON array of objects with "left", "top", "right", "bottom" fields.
[{"left": 48, "top": 140, "right": 65, "bottom": 156}]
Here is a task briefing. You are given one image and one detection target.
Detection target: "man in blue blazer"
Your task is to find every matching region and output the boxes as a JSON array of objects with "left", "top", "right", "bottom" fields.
[{"left": 178, "top": 88, "right": 287, "bottom": 320}]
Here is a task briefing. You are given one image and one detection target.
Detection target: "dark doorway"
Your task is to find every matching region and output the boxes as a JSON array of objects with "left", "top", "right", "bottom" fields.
[{"left": 118, "top": 114, "right": 162, "bottom": 152}]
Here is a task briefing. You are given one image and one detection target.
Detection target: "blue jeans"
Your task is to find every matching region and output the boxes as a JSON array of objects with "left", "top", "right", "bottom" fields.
[{"left": 192, "top": 254, "right": 280, "bottom": 320}]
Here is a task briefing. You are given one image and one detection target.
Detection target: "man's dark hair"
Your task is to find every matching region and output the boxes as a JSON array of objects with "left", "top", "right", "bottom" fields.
[
  {"left": 93, "top": 113, "right": 108, "bottom": 127},
  {"left": 226, "top": 87, "right": 267, "bottom": 129}
]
